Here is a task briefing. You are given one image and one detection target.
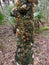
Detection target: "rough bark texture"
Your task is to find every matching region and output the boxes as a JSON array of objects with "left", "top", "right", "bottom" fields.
[{"left": 11, "top": 0, "right": 38, "bottom": 65}]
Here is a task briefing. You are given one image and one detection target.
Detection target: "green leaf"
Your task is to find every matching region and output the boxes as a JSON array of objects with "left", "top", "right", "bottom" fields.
[
  {"left": 0, "top": 12, "right": 4, "bottom": 25},
  {"left": 0, "top": 12, "right": 4, "bottom": 21},
  {"left": 34, "top": 11, "right": 44, "bottom": 19}
]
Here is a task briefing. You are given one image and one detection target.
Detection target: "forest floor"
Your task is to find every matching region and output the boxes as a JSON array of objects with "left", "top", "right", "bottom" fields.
[{"left": 0, "top": 22, "right": 49, "bottom": 65}]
